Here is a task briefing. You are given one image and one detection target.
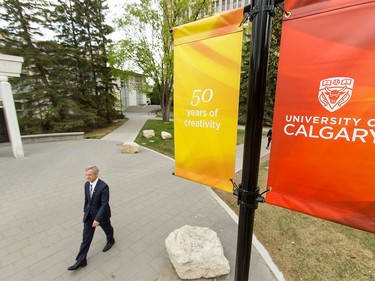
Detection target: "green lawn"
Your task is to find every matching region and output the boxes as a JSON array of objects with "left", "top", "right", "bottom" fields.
[
  {"left": 134, "top": 120, "right": 175, "bottom": 158},
  {"left": 134, "top": 119, "right": 246, "bottom": 158}
]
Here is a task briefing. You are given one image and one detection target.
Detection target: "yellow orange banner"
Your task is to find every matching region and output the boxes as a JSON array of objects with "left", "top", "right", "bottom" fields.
[{"left": 173, "top": 8, "right": 244, "bottom": 192}]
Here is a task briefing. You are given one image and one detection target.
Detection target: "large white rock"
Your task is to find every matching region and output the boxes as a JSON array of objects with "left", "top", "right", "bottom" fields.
[
  {"left": 161, "top": 131, "right": 172, "bottom": 140},
  {"left": 143, "top": 129, "right": 155, "bottom": 138},
  {"left": 120, "top": 142, "right": 140, "bottom": 154},
  {"left": 165, "top": 225, "right": 230, "bottom": 280}
]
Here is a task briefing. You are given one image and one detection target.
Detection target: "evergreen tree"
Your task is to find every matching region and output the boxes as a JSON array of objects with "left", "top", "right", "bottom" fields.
[
  {"left": 238, "top": 26, "right": 251, "bottom": 125},
  {"left": 238, "top": 4, "right": 283, "bottom": 127},
  {"left": 81, "top": 0, "right": 116, "bottom": 123},
  {"left": 0, "top": 0, "right": 63, "bottom": 132},
  {"left": 51, "top": 0, "right": 116, "bottom": 125},
  {"left": 51, "top": 0, "right": 102, "bottom": 128},
  {"left": 0, "top": 0, "right": 117, "bottom": 133},
  {"left": 263, "top": 5, "right": 283, "bottom": 127}
]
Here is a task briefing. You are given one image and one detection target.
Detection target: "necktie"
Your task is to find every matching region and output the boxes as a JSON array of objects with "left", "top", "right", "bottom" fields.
[{"left": 89, "top": 184, "right": 93, "bottom": 198}]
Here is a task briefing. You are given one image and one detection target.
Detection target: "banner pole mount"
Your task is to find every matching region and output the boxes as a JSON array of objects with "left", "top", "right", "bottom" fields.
[{"left": 232, "top": 182, "right": 269, "bottom": 208}]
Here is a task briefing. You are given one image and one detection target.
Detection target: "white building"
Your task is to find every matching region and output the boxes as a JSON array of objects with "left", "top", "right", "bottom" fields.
[
  {"left": 213, "top": 0, "right": 251, "bottom": 13},
  {"left": 113, "top": 71, "right": 150, "bottom": 112}
]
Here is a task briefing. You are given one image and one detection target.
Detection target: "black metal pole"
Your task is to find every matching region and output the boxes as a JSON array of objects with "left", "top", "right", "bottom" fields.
[{"left": 234, "top": 0, "right": 275, "bottom": 280}]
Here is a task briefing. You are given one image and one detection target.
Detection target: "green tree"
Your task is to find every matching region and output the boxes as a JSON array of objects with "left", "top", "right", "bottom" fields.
[
  {"left": 263, "top": 5, "right": 283, "bottom": 126},
  {"left": 238, "top": 25, "right": 252, "bottom": 125},
  {"left": 0, "top": 0, "right": 117, "bottom": 133},
  {"left": 0, "top": 0, "right": 69, "bottom": 132},
  {"left": 51, "top": 0, "right": 93, "bottom": 119},
  {"left": 109, "top": 0, "right": 212, "bottom": 122},
  {"left": 238, "top": 4, "right": 283, "bottom": 127},
  {"left": 51, "top": 0, "right": 117, "bottom": 125}
]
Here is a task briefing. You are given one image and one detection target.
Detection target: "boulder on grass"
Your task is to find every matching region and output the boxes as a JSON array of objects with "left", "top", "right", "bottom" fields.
[
  {"left": 143, "top": 129, "right": 155, "bottom": 138},
  {"left": 120, "top": 142, "right": 140, "bottom": 154},
  {"left": 161, "top": 131, "right": 172, "bottom": 140},
  {"left": 165, "top": 225, "right": 230, "bottom": 280}
]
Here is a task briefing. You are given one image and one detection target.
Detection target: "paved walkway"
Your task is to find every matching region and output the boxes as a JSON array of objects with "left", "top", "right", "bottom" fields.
[
  {"left": 101, "top": 113, "right": 153, "bottom": 143},
  {"left": 0, "top": 113, "right": 282, "bottom": 281}
]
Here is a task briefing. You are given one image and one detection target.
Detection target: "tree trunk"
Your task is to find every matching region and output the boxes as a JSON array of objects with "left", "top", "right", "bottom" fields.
[
  {"left": 162, "top": 101, "right": 170, "bottom": 122},
  {"left": 161, "top": 81, "right": 172, "bottom": 122}
]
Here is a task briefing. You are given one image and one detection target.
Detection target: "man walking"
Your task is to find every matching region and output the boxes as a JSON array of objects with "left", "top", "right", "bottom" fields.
[
  {"left": 266, "top": 128, "right": 272, "bottom": 149},
  {"left": 68, "top": 165, "right": 115, "bottom": 270}
]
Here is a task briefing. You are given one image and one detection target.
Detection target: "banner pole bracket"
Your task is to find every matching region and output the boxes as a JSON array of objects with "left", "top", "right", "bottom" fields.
[
  {"left": 233, "top": 183, "right": 268, "bottom": 210},
  {"left": 249, "top": 5, "right": 276, "bottom": 21}
]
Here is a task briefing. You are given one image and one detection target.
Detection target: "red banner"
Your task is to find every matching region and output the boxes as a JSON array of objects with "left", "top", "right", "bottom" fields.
[{"left": 266, "top": 0, "right": 375, "bottom": 233}]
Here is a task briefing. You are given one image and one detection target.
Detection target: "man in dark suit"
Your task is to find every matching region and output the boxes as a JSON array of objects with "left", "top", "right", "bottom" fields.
[{"left": 68, "top": 165, "right": 115, "bottom": 270}]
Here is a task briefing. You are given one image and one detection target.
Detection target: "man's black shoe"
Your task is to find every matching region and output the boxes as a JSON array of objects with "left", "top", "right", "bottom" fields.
[
  {"left": 67, "top": 259, "right": 87, "bottom": 270},
  {"left": 103, "top": 239, "right": 115, "bottom": 252}
]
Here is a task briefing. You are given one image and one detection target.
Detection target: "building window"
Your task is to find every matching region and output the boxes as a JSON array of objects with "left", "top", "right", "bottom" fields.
[
  {"left": 215, "top": 0, "right": 220, "bottom": 13},
  {"left": 233, "top": 0, "right": 237, "bottom": 8},
  {"left": 222, "top": 0, "right": 226, "bottom": 10},
  {"left": 227, "top": 0, "right": 230, "bottom": 10}
]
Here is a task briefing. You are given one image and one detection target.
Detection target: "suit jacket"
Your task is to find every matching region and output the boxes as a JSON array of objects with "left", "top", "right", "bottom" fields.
[{"left": 83, "top": 179, "right": 111, "bottom": 223}]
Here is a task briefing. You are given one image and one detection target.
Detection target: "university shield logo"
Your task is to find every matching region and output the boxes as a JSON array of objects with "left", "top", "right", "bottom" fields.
[{"left": 318, "top": 77, "right": 354, "bottom": 112}]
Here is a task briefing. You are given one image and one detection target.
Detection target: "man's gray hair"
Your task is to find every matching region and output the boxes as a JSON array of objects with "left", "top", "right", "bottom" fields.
[{"left": 86, "top": 165, "right": 99, "bottom": 174}]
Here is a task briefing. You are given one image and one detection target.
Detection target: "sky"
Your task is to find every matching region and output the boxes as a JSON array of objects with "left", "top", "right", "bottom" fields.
[
  {"left": 106, "top": 0, "right": 127, "bottom": 41},
  {"left": 106, "top": 0, "right": 125, "bottom": 24}
]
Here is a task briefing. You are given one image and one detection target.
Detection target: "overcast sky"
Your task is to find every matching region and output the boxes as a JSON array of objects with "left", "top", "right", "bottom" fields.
[
  {"left": 106, "top": 0, "right": 125, "bottom": 23},
  {"left": 106, "top": 0, "right": 127, "bottom": 41}
]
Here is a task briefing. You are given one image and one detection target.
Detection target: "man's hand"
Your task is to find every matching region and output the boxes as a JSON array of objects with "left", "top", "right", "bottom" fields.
[{"left": 92, "top": 220, "right": 100, "bottom": 227}]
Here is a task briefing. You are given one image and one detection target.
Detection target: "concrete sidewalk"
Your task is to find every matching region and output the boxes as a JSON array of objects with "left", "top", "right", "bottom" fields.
[
  {"left": 0, "top": 114, "right": 282, "bottom": 281},
  {"left": 101, "top": 113, "right": 152, "bottom": 143}
]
